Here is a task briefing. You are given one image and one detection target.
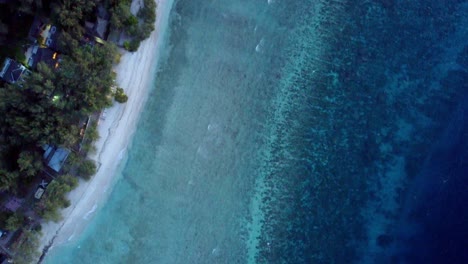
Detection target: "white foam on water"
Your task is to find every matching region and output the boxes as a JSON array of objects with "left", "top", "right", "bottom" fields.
[
  {"left": 83, "top": 204, "right": 98, "bottom": 220},
  {"left": 211, "top": 246, "right": 220, "bottom": 256},
  {"left": 208, "top": 121, "right": 223, "bottom": 132},
  {"left": 255, "top": 44, "right": 261, "bottom": 52},
  {"left": 207, "top": 122, "right": 219, "bottom": 131},
  {"left": 196, "top": 145, "right": 209, "bottom": 159},
  {"left": 117, "top": 148, "right": 126, "bottom": 161},
  {"left": 255, "top": 38, "right": 265, "bottom": 53}
]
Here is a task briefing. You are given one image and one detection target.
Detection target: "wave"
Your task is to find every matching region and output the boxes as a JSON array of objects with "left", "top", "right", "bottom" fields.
[{"left": 83, "top": 204, "right": 98, "bottom": 220}]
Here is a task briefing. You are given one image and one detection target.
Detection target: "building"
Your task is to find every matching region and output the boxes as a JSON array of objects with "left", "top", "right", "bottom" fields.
[
  {"left": 28, "top": 17, "right": 60, "bottom": 51},
  {"left": 25, "top": 45, "right": 60, "bottom": 69},
  {"left": 39, "top": 24, "right": 60, "bottom": 50},
  {"left": 83, "top": 5, "right": 110, "bottom": 45},
  {"left": 0, "top": 58, "right": 28, "bottom": 84},
  {"left": 27, "top": 16, "right": 46, "bottom": 42},
  {"left": 34, "top": 187, "right": 45, "bottom": 200},
  {"left": 85, "top": 18, "right": 109, "bottom": 41},
  {"left": 42, "top": 145, "right": 70, "bottom": 173}
]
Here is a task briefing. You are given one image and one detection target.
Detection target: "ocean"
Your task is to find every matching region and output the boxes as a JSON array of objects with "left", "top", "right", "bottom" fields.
[{"left": 44, "top": 0, "right": 467, "bottom": 263}]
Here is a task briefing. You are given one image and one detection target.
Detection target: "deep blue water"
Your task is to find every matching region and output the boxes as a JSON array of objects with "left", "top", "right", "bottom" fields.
[
  {"left": 44, "top": 0, "right": 467, "bottom": 263},
  {"left": 388, "top": 95, "right": 468, "bottom": 263}
]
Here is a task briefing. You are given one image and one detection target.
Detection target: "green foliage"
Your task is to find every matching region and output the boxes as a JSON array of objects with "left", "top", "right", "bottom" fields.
[
  {"left": 60, "top": 174, "right": 79, "bottom": 189},
  {"left": 110, "top": 2, "right": 132, "bottom": 30},
  {"left": 114, "top": 87, "right": 129, "bottom": 103},
  {"left": 52, "top": 0, "right": 96, "bottom": 29},
  {"left": 36, "top": 175, "right": 79, "bottom": 222},
  {"left": 15, "top": 48, "right": 27, "bottom": 65},
  {"left": 138, "top": 22, "right": 154, "bottom": 40},
  {"left": 57, "top": 44, "right": 116, "bottom": 114},
  {"left": 111, "top": 0, "right": 156, "bottom": 51},
  {"left": 40, "top": 207, "right": 61, "bottom": 222},
  {"left": 5, "top": 212, "right": 24, "bottom": 231},
  {"left": 12, "top": 230, "right": 41, "bottom": 264},
  {"left": 0, "top": 0, "right": 138, "bottom": 258},
  {"left": 138, "top": 0, "right": 157, "bottom": 21},
  {"left": 138, "top": 0, "right": 156, "bottom": 40},
  {"left": 0, "top": 41, "right": 119, "bottom": 156},
  {"left": 86, "top": 122, "right": 100, "bottom": 142},
  {"left": 0, "top": 169, "right": 19, "bottom": 192},
  {"left": 61, "top": 151, "right": 79, "bottom": 174},
  {"left": 126, "top": 15, "right": 138, "bottom": 26},
  {"left": 113, "top": 52, "right": 122, "bottom": 63},
  {"left": 130, "top": 40, "right": 141, "bottom": 51},
  {"left": 57, "top": 31, "right": 80, "bottom": 53},
  {"left": 0, "top": 63, "right": 77, "bottom": 147},
  {"left": 17, "top": 151, "right": 43, "bottom": 177},
  {"left": 81, "top": 141, "right": 97, "bottom": 155},
  {"left": 77, "top": 159, "right": 96, "bottom": 180},
  {"left": 123, "top": 40, "right": 130, "bottom": 50},
  {"left": 124, "top": 39, "right": 140, "bottom": 52},
  {"left": 78, "top": 121, "right": 100, "bottom": 156},
  {"left": 0, "top": 211, "right": 13, "bottom": 227},
  {"left": 123, "top": 40, "right": 140, "bottom": 51}
]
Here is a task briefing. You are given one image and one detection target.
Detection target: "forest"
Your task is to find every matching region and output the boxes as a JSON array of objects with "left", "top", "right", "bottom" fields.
[{"left": 0, "top": 0, "right": 155, "bottom": 262}]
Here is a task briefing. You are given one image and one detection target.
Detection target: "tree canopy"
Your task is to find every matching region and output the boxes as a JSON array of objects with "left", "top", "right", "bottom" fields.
[
  {"left": 0, "top": 0, "right": 155, "bottom": 258},
  {"left": 0, "top": 42, "right": 117, "bottom": 149},
  {"left": 52, "top": 0, "right": 96, "bottom": 28},
  {"left": 0, "top": 39, "right": 118, "bottom": 198},
  {"left": 35, "top": 174, "right": 78, "bottom": 222},
  {"left": 12, "top": 230, "right": 41, "bottom": 264},
  {"left": 110, "top": 0, "right": 157, "bottom": 51}
]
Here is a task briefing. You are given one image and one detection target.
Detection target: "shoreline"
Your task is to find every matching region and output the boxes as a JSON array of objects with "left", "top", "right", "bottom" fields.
[{"left": 37, "top": 0, "right": 173, "bottom": 261}]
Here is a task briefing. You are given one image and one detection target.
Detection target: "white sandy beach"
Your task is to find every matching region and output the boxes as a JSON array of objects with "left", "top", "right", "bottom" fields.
[{"left": 38, "top": 0, "right": 173, "bottom": 259}]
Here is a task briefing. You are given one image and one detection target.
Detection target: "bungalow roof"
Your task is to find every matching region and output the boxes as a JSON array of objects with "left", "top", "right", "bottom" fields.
[
  {"left": 43, "top": 145, "right": 70, "bottom": 173},
  {"left": 0, "top": 58, "right": 28, "bottom": 84},
  {"left": 28, "top": 16, "right": 45, "bottom": 42},
  {"left": 41, "top": 24, "right": 60, "bottom": 51},
  {"left": 84, "top": 18, "right": 109, "bottom": 41},
  {"left": 26, "top": 45, "right": 59, "bottom": 69},
  {"left": 97, "top": 6, "right": 110, "bottom": 20},
  {"left": 48, "top": 148, "right": 70, "bottom": 172}
]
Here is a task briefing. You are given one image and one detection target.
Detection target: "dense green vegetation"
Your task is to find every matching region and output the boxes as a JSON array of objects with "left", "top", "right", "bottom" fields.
[
  {"left": 110, "top": 0, "right": 156, "bottom": 51},
  {"left": 0, "top": 40, "right": 118, "bottom": 192},
  {"left": 35, "top": 174, "right": 78, "bottom": 222},
  {"left": 0, "top": 0, "right": 156, "bottom": 260},
  {"left": 12, "top": 229, "right": 41, "bottom": 264},
  {"left": 0, "top": 211, "right": 25, "bottom": 231},
  {"left": 52, "top": 0, "right": 95, "bottom": 30},
  {"left": 114, "top": 87, "right": 129, "bottom": 103},
  {"left": 76, "top": 159, "right": 97, "bottom": 180},
  {"left": 5, "top": 212, "right": 25, "bottom": 231}
]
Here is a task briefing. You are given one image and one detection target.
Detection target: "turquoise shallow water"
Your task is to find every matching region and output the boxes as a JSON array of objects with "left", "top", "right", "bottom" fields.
[
  {"left": 46, "top": 0, "right": 285, "bottom": 263},
  {"left": 44, "top": 0, "right": 467, "bottom": 263}
]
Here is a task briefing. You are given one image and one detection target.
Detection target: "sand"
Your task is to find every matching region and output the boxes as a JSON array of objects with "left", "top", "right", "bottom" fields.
[{"left": 37, "top": 0, "right": 173, "bottom": 259}]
